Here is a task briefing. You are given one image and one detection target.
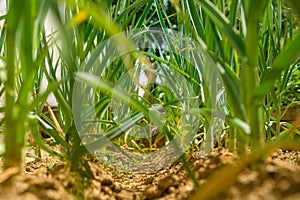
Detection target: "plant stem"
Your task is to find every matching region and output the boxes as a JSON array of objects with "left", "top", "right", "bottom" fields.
[
  {"left": 241, "top": 1, "right": 267, "bottom": 151},
  {"left": 4, "top": 0, "right": 25, "bottom": 170}
]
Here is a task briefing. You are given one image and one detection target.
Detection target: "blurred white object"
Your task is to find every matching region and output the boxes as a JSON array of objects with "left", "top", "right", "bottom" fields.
[{"left": 0, "top": 1, "right": 60, "bottom": 107}]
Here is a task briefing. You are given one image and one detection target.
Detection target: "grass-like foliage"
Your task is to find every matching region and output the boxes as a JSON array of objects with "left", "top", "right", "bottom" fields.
[{"left": 0, "top": 0, "right": 300, "bottom": 198}]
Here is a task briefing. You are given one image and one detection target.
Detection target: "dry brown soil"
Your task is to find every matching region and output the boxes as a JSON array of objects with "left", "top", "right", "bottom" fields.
[{"left": 1, "top": 146, "right": 300, "bottom": 200}]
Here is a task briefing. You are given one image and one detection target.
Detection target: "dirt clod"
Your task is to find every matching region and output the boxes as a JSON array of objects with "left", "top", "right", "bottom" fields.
[
  {"left": 143, "top": 185, "right": 162, "bottom": 199},
  {"left": 116, "top": 190, "right": 133, "bottom": 200},
  {"left": 158, "top": 174, "right": 180, "bottom": 190}
]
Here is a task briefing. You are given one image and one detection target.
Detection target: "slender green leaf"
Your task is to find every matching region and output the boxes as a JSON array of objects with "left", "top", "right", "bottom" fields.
[
  {"left": 198, "top": 0, "right": 246, "bottom": 57},
  {"left": 255, "top": 34, "right": 300, "bottom": 98},
  {"left": 75, "top": 72, "right": 149, "bottom": 117},
  {"left": 186, "top": 0, "right": 205, "bottom": 40}
]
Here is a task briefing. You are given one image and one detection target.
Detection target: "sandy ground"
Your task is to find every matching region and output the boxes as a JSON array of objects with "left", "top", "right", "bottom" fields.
[{"left": 0, "top": 146, "right": 300, "bottom": 200}]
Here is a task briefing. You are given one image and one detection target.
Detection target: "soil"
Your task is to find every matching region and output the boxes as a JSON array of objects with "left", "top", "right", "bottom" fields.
[{"left": 1, "top": 146, "right": 300, "bottom": 200}]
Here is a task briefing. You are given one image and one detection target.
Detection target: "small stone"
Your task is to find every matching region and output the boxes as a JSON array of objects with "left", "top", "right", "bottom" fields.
[
  {"left": 158, "top": 174, "right": 180, "bottom": 190},
  {"left": 193, "top": 160, "right": 203, "bottom": 170},
  {"left": 102, "top": 177, "right": 113, "bottom": 186},
  {"left": 116, "top": 190, "right": 132, "bottom": 200},
  {"left": 144, "top": 177, "right": 154, "bottom": 184},
  {"left": 102, "top": 186, "right": 112, "bottom": 195},
  {"left": 168, "top": 186, "right": 176, "bottom": 193},
  {"left": 185, "top": 180, "right": 194, "bottom": 192},
  {"left": 112, "top": 183, "right": 122, "bottom": 193},
  {"left": 143, "top": 185, "right": 162, "bottom": 199}
]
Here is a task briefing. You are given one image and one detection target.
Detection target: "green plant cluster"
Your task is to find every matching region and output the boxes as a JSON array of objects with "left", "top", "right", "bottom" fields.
[{"left": 0, "top": 0, "right": 300, "bottom": 198}]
